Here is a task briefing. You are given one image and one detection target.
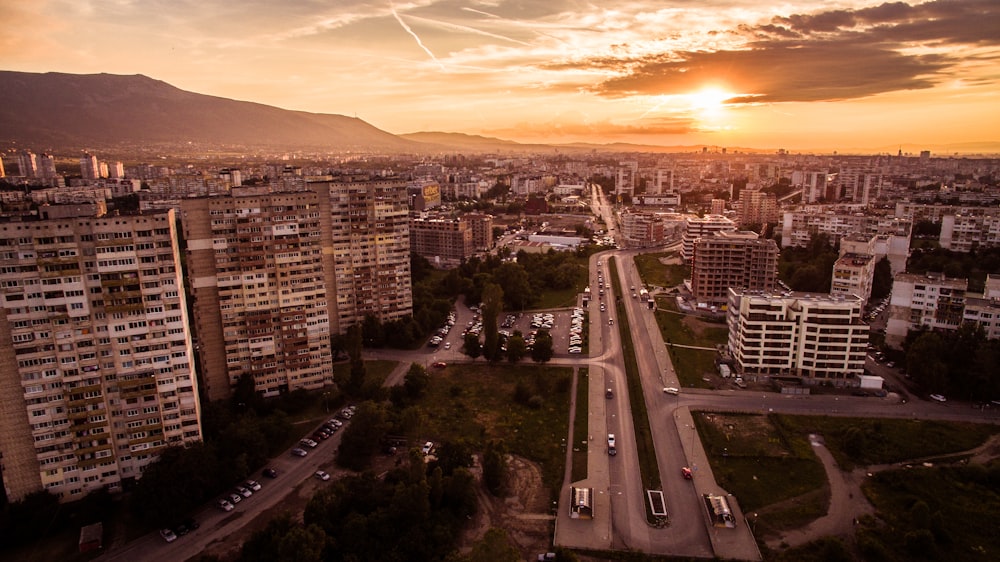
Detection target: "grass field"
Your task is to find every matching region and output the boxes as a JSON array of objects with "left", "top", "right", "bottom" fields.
[
  {"left": 418, "top": 363, "right": 574, "bottom": 495},
  {"left": 772, "top": 415, "right": 1000, "bottom": 470},
  {"left": 654, "top": 300, "right": 728, "bottom": 388},
  {"left": 633, "top": 251, "right": 688, "bottom": 289},
  {"left": 693, "top": 412, "right": 826, "bottom": 522},
  {"left": 572, "top": 367, "right": 589, "bottom": 482}
]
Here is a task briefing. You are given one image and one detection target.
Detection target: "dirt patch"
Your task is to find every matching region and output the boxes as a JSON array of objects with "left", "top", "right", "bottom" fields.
[
  {"left": 699, "top": 412, "right": 790, "bottom": 457},
  {"left": 659, "top": 255, "right": 683, "bottom": 266},
  {"left": 456, "top": 454, "right": 554, "bottom": 559}
]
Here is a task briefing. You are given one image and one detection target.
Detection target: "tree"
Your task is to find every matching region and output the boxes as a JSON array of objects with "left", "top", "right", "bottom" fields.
[
  {"left": 530, "top": 329, "right": 554, "bottom": 363},
  {"left": 506, "top": 331, "right": 527, "bottom": 363},
  {"left": 463, "top": 332, "right": 482, "bottom": 360},
  {"left": 493, "top": 262, "right": 535, "bottom": 310},
  {"left": 871, "top": 256, "right": 894, "bottom": 301},
  {"left": 482, "top": 440, "right": 508, "bottom": 496},
  {"left": 905, "top": 332, "right": 949, "bottom": 393},
  {"left": 481, "top": 282, "right": 504, "bottom": 362},
  {"left": 337, "top": 402, "right": 389, "bottom": 471}
]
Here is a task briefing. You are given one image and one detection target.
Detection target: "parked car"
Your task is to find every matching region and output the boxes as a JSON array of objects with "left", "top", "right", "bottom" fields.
[
  {"left": 314, "top": 470, "right": 331, "bottom": 481},
  {"left": 235, "top": 485, "right": 252, "bottom": 498},
  {"left": 929, "top": 394, "right": 947, "bottom": 403},
  {"left": 217, "top": 498, "right": 235, "bottom": 512},
  {"left": 290, "top": 447, "right": 308, "bottom": 457},
  {"left": 262, "top": 468, "right": 278, "bottom": 478},
  {"left": 160, "top": 528, "right": 178, "bottom": 543},
  {"left": 228, "top": 492, "right": 242, "bottom": 504},
  {"left": 421, "top": 441, "right": 434, "bottom": 455},
  {"left": 245, "top": 479, "right": 261, "bottom": 491},
  {"left": 432, "top": 361, "right": 447, "bottom": 369},
  {"left": 299, "top": 438, "right": 318, "bottom": 448}
]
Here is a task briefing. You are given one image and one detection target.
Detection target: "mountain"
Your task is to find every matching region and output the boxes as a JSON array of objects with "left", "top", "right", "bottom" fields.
[{"left": 0, "top": 71, "right": 423, "bottom": 153}]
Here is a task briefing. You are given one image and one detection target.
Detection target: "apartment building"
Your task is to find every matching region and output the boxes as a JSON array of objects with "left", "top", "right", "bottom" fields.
[
  {"left": 0, "top": 208, "right": 202, "bottom": 503},
  {"left": 885, "top": 272, "right": 1000, "bottom": 348},
  {"left": 620, "top": 210, "right": 683, "bottom": 249},
  {"left": 830, "top": 235, "right": 877, "bottom": 305},
  {"left": 727, "top": 288, "right": 869, "bottom": 386},
  {"left": 409, "top": 216, "right": 474, "bottom": 265},
  {"left": 736, "top": 189, "right": 779, "bottom": 227},
  {"left": 681, "top": 214, "right": 736, "bottom": 261},
  {"left": 939, "top": 214, "right": 1000, "bottom": 252},
  {"left": 885, "top": 272, "right": 967, "bottom": 348},
  {"left": 690, "top": 231, "right": 779, "bottom": 306},
  {"left": 463, "top": 213, "right": 494, "bottom": 252},
  {"left": 181, "top": 176, "right": 411, "bottom": 401}
]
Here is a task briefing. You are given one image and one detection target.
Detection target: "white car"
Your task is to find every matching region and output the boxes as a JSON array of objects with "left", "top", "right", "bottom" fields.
[
  {"left": 421, "top": 441, "right": 434, "bottom": 455},
  {"left": 217, "top": 498, "right": 234, "bottom": 512},
  {"left": 160, "top": 528, "right": 178, "bottom": 543},
  {"left": 444, "top": 342, "right": 451, "bottom": 349},
  {"left": 607, "top": 434, "right": 617, "bottom": 456},
  {"left": 245, "top": 479, "right": 261, "bottom": 491},
  {"left": 663, "top": 387, "right": 680, "bottom": 395},
  {"left": 929, "top": 394, "right": 947, "bottom": 403},
  {"left": 314, "top": 470, "right": 331, "bottom": 481}
]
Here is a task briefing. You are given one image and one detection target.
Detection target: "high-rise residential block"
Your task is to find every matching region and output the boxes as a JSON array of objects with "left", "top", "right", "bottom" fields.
[
  {"left": 727, "top": 288, "right": 869, "bottom": 386},
  {"left": 736, "top": 189, "right": 778, "bottom": 227},
  {"left": 17, "top": 150, "right": 38, "bottom": 178},
  {"left": 80, "top": 153, "right": 100, "bottom": 180},
  {"left": 690, "top": 231, "right": 779, "bottom": 306},
  {"left": 0, "top": 208, "right": 202, "bottom": 503},
  {"left": 182, "top": 176, "right": 412, "bottom": 401}
]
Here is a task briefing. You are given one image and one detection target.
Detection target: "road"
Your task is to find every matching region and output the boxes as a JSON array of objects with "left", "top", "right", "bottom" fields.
[{"left": 99, "top": 418, "right": 349, "bottom": 562}]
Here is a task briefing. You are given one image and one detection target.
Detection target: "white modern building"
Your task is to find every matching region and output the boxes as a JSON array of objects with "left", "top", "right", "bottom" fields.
[{"left": 727, "top": 288, "right": 869, "bottom": 386}]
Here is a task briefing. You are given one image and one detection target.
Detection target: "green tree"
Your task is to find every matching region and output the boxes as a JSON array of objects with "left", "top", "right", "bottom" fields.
[
  {"left": 467, "top": 528, "right": 521, "bottom": 562},
  {"left": 481, "top": 282, "right": 504, "bottom": 362},
  {"left": 493, "top": 262, "right": 535, "bottom": 310},
  {"left": 906, "top": 332, "right": 949, "bottom": 393},
  {"left": 871, "top": 256, "right": 894, "bottom": 300},
  {"left": 531, "top": 329, "right": 554, "bottom": 363},
  {"left": 464, "top": 332, "right": 482, "bottom": 360},
  {"left": 506, "top": 331, "right": 527, "bottom": 363},
  {"left": 337, "top": 402, "right": 389, "bottom": 471},
  {"left": 482, "top": 440, "right": 508, "bottom": 496}
]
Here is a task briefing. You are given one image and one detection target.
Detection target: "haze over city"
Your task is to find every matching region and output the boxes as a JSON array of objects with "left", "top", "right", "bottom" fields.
[{"left": 4, "top": 0, "right": 998, "bottom": 152}]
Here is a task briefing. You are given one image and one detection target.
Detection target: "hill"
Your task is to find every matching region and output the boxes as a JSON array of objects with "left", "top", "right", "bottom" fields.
[{"left": 0, "top": 71, "right": 423, "bottom": 153}]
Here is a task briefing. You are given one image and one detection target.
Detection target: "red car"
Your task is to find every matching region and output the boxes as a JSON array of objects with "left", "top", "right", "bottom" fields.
[{"left": 681, "top": 467, "right": 693, "bottom": 479}]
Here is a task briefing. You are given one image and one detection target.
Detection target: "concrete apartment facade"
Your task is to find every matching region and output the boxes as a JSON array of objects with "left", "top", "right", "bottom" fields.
[
  {"left": 830, "top": 235, "right": 878, "bottom": 305},
  {"left": 681, "top": 214, "right": 736, "bottom": 261},
  {"left": 886, "top": 272, "right": 1000, "bottom": 348},
  {"left": 940, "top": 213, "right": 1000, "bottom": 252},
  {"left": 409, "top": 216, "right": 474, "bottom": 266},
  {"left": 690, "top": 231, "right": 779, "bottom": 306},
  {"left": 0, "top": 209, "right": 202, "bottom": 502},
  {"left": 182, "top": 176, "right": 412, "bottom": 401},
  {"left": 727, "top": 288, "right": 869, "bottom": 386}
]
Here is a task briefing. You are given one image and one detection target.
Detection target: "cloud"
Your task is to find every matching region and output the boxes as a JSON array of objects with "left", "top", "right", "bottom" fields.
[
  {"left": 591, "top": 41, "right": 951, "bottom": 103},
  {"left": 557, "top": 0, "right": 994, "bottom": 104}
]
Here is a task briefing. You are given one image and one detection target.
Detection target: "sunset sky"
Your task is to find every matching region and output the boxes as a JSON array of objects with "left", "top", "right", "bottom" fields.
[{"left": 4, "top": 0, "right": 998, "bottom": 152}]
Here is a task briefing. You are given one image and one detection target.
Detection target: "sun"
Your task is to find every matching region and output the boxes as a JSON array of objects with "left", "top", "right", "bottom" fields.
[{"left": 687, "top": 87, "right": 733, "bottom": 117}]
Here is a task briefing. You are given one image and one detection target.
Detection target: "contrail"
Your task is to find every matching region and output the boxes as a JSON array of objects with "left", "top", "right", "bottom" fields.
[{"left": 390, "top": 5, "right": 446, "bottom": 70}]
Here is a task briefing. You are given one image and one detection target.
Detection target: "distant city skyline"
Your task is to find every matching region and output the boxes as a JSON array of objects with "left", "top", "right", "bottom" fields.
[{"left": 4, "top": 1, "right": 998, "bottom": 151}]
